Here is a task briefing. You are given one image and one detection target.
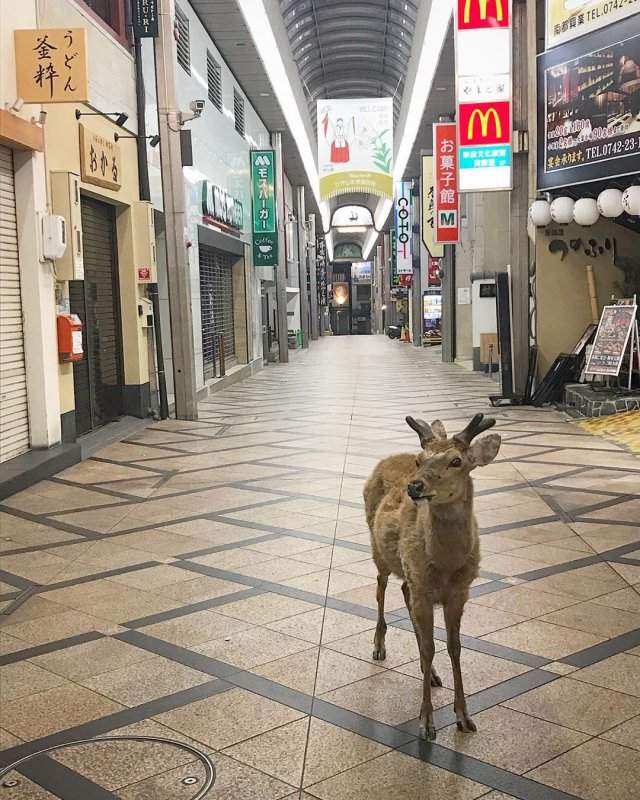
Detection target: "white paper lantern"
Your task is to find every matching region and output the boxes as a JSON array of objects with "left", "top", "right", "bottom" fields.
[
  {"left": 573, "top": 198, "right": 600, "bottom": 226},
  {"left": 529, "top": 200, "right": 552, "bottom": 226},
  {"left": 597, "top": 188, "right": 624, "bottom": 218},
  {"left": 550, "top": 196, "right": 575, "bottom": 224},
  {"left": 622, "top": 185, "right": 640, "bottom": 216}
]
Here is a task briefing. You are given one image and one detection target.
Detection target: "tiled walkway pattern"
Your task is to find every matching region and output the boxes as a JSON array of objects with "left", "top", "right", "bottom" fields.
[
  {"left": 578, "top": 410, "right": 640, "bottom": 456},
  {"left": 1, "top": 337, "right": 639, "bottom": 799}
]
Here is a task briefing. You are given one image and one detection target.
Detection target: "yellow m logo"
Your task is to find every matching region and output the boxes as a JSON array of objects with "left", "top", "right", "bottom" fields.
[
  {"left": 467, "top": 107, "right": 502, "bottom": 139},
  {"left": 463, "top": 0, "right": 505, "bottom": 24}
]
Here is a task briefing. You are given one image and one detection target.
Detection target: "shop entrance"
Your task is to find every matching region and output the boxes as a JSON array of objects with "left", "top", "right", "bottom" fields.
[
  {"left": 70, "top": 196, "right": 124, "bottom": 435},
  {"left": 199, "top": 244, "right": 236, "bottom": 380}
]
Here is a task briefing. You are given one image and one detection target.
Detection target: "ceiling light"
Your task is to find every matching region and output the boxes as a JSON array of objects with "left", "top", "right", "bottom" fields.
[
  {"left": 363, "top": 228, "right": 380, "bottom": 260},
  {"left": 336, "top": 225, "right": 368, "bottom": 233},
  {"left": 325, "top": 230, "right": 334, "bottom": 262},
  {"left": 259, "top": 92, "right": 271, "bottom": 97}
]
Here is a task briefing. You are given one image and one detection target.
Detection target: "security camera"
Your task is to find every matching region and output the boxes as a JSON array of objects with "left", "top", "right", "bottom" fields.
[
  {"left": 190, "top": 99, "right": 205, "bottom": 115},
  {"left": 178, "top": 100, "right": 205, "bottom": 125}
]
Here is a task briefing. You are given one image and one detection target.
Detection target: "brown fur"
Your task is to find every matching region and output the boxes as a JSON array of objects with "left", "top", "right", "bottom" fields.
[{"left": 363, "top": 414, "right": 501, "bottom": 739}]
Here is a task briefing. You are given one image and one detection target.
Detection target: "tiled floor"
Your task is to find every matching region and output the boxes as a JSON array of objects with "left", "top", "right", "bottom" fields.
[{"left": 1, "top": 336, "right": 639, "bottom": 799}]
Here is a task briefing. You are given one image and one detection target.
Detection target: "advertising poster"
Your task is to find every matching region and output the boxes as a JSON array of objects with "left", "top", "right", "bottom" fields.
[
  {"left": 351, "top": 262, "right": 372, "bottom": 284},
  {"left": 546, "top": 0, "right": 640, "bottom": 49},
  {"left": 394, "top": 181, "right": 413, "bottom": 275},
  {"left": 421, "top": 155, "right": 444, "bottom": 258},
  {"left": 585, "top": 304, "right": 637, "bottom": 375},
  {"left": 538, "top": 19, "right": 640, "bottom": 190},
  {"left": 318, "top": 98, "right": 393, "bottom": 200}
]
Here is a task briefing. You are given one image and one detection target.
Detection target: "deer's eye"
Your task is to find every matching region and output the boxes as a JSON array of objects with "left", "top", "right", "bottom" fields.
[{"left": 449, "top": 457, "right": 462, "bottom": 468}]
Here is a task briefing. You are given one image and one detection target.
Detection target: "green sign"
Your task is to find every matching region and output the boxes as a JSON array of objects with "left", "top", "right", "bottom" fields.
[{"left": 250, "top": 149, "right": 278, "bottom": 267}]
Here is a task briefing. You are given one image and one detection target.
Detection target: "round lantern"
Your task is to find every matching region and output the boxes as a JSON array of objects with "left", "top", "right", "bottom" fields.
[
  {"left": 622, "top": 185, "right": 640, "bottom": 216},
  {"left": 550, "top": 196, "right": 575, "bottom": 224},
  {"left": 573, "top": 198, "right": 600, "bottom": 226},
  {"left": 597, "top": 188, "right": 624, "bottom": 218},
  {"left": 529, "top": 200, "right": 552, "bottom": 226}
]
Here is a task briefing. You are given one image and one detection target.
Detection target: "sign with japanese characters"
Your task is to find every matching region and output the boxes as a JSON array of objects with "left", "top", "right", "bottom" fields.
[
  {"left": 79, "top": 125, "right": 122, "bottom": 191},
  {"left": 538, "top": 21, "right": 640, "bottom": 190},
  {"left": 250, "top": 150, "right": 278, "bottom": 267},
  {"left": 546, "top": 0, "right": 639, "bottom": 49},
  {"left": 316, "top": 237, "right": 328, "bottom": 305},
  {"left": 394, "top": 181, "right": 413, "bottom": 275},
  {"left": 318, "top": 98, "right": 393, "bottom": 200},
  {"left": 201, "top": 181, "right": 243, "bottom": 232},
  {"left": 420, "top": 156, "right": 444, "bottom": 258},
  {"left": 15, "top": 28, "right": 88, "bottom": 103},
  {"left": 585, "top": 304, "right": 637, "bottom": 376},
  {"left": 132, "top": 0, "right": 159, "bottom": 38},
  {"left": 433, "top": 124, "right": 460, "bottom": 244},
  {"left": 454, "top": 0, "right": 513, "bottom": 191}
]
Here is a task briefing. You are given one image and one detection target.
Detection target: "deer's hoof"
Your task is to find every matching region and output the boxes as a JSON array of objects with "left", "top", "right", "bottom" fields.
[
  {"left": 430, "top": 669, "right": 443, "bottom": 688},
  {"left": 419, "top": 721, "right": 437, "bottom": 741},
  {"left": 456, "top": 716, "right": 477, "bottom": 733},
  {"left": 372, "top": 647, "right": 386, "bottom": 661}
]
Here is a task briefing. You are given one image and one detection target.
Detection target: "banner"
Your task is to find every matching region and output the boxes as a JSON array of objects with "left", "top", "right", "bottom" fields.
[
  {"left": 546, "top": 0, "right": 640, "bottom": 49},
  {"left": 394, "top": 181, "right": 413, "bottom": 275},
  {"left": 250, "top": 150, "right": 278, "bottom": 267},
  {"left": 421, "top": 156, "right": 444, "bottom": 258},
  {"left": 455, "top": 0, "right": 513, "bottom": 192},
  {"left": 318, "top": 98, "right": 393, "bottom": 200},
  {"left": 433, "top": 123, "right": 460, "bottom": 244},
  {"left": 537, "top": 21, "right": 640, "bottom": 190},
  {"left": 316, "top": 237, "right": 328, "bottom": 306}
]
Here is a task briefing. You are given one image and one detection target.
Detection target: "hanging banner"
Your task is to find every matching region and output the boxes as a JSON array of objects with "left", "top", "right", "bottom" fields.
[
  {"left": 132, "top": 0, "right": 159, "bottom": 38},
  {"left": 433, "top": 123, "right": 460, "bottom": 244},
  {"left": 15, "top": 28, "right": 88, "bottom": 103},
  {"left": 455, "top": 0, "right": 513, "bottom": 192},
  {"left": 546, "top": 0, "right": 639, "bottom": 49},
  {"left": 318, "top": 98, "right": 393, "bottom": 200},
  {"left": 316, "top": 237, "right": 328, "bottom": 306},
  {"left": 250, "top": 150, "right": 278, "bottom": 267},
  {"left": 394, "top": 181, "right": 413, "bottom": 275},
  {"left": 421, "top": 155, "right": 444, "bottom": 258}
]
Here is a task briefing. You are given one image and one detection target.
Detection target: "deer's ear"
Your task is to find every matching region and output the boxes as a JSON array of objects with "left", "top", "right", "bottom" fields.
[
  {"left": 432, "top": 420, "right": 447, "bottom": 439},
  {"left": 469, "top": 434, "right": 501, "bottom": 467}
]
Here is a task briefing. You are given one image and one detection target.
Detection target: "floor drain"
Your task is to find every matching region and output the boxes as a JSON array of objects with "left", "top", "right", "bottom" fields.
[{"left": 0, "top": 736, "right": 215, "bottom": 798}]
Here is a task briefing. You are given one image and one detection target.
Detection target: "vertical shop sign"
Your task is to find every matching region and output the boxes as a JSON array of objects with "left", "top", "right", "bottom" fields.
[
  {"left": 390, "top": 228, "right": 399, "bottom": 288},
  {"left": 316, "top": 237, "right": 328, "bottom": 306},
  {"left": 454, "top": 0, "right": 513, "bottom": 191},
  {"left": 433, "top": 123, "right": 460, "bottom": 244},
  {"left": 132, "top": 0, "right": 159, "bottom": 38},
  {"left": 15, "top": 28, "right": 88, "bottom": 103},
  {"left": 394, "top": 181, "right": 412, "bottom": 275},
  {"left": 250, "top": 150, "right": 278, "bottom": 267},
  {"left": 421, "top": 155, "right": 444, "bottom": 258}
]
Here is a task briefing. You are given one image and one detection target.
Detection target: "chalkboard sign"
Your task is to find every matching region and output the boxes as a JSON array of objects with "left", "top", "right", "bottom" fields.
[{"left": 585, "top": 305, "right": 637, "bottom": 377}]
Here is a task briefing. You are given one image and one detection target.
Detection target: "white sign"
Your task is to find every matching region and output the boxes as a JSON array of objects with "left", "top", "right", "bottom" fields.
[
  {"left": 546, "top": 0, "right": 640, "bottom": 49},
  {"left": 318, "top": 98, "right": 393, "bottom": 200},
  {"left": 394, "top": 181, "right": 413, "bottom": 275},
  {"left": 458, "top": 287, "right": 471, "bottom": 305}
]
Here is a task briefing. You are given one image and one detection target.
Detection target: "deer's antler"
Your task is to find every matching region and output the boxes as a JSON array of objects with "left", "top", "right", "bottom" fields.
[
  {"left": 454, "top": 413, "right": 496, "bottom": 447},
  {"left": 406, "top": 416, "right": 434, "bottom": 448}
]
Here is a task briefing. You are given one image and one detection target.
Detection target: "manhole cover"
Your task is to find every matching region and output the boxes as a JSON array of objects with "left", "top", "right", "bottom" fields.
[{"left": 0, "top": 736, "right": 215, "bottom": 798}]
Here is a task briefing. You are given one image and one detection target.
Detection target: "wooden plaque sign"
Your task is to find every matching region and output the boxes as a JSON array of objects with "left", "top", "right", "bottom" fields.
[
  {"left": 79, "top": 124, "right": 122, "bottom": 191},
  {"left": 15, "top": 28, "right": 88, "bottom": 103}
]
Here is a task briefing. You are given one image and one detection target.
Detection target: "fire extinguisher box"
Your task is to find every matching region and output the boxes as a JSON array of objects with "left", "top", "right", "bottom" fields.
[{"left": 57, "top": 314, "right": 84, "bottom": 363}]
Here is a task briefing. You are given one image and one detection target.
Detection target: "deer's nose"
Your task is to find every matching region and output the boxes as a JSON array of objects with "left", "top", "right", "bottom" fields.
[{"left": 407, "top": 480, "right": 425, "bottom": 500}]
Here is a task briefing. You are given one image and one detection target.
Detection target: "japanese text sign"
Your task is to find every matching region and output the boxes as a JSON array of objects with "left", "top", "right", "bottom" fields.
[
  {"left": 133, "top": 0, "right": 159, "bottom": 38},
  {"left": 433, "top": 124, "right": 460, "bottom": 244},
  {"left": 394, "top": 181, "right": 413, "bottom": 275},
  {"left": 454, "top": 0, "right": 513, "bottom": 191},
  {"left": 250, "top": 150, "right": 278, "bottom": 267},
  {"left": 15, "top": 28, "right": 88, "bottom": 103},
  {"left": 546, "top": 0, "right": 639, "bottom": 49},
  {"left": 79, "top": 125, "right": 122, "bottom": 191},
  {"left": 420, "top": 155, "right": 444, "bottom": 258}
]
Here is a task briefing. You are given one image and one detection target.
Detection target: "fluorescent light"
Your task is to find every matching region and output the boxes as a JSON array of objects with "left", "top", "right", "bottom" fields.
[
  {"left": 326, "top": 230, "right": 334, "bottom": 262},
  {"left": 237, "top": 0, "right": 321, "bottom": 208},
  {"left": 374, "top": 198, "right": 394, "bottom": 231},
  {"left": 336, "top": 225, "right": 369, "bottom": 233},
  {"left": 363, "top": 228, "right": 380, "bottom": 260}
]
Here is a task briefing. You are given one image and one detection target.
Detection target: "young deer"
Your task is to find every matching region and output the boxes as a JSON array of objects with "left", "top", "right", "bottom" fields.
[{"left": 363, "top": 413, "right": 501, "bottom": 740}]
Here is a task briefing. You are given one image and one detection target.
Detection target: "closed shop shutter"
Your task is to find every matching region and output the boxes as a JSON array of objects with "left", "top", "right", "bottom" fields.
[
  {"left": 199, "top": 244, "right": 235, "bottom": 381},
  {"left": 0, "top": 145, "right": 30, "bottom": 463}
]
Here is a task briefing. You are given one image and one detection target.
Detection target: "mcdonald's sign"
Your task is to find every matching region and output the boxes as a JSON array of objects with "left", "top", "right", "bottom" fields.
[
  {"left": 458, "top": 0, "right": 509, "bottom": 29},
  {"left": 459, "top": 101, "right": 510, "bottom": 147}
]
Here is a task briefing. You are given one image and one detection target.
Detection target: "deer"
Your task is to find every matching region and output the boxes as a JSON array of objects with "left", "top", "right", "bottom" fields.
[{"left": 363, "top": 413, "right": 501, "bottom": 740}]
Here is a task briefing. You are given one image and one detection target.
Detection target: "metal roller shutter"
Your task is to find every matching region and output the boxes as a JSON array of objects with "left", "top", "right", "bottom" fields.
[
  {"left": 199, "top": 244, "right": 235, "bottom": 381},
  {"left": 0, "top": 145, "right": 30, "bottom": 463}
]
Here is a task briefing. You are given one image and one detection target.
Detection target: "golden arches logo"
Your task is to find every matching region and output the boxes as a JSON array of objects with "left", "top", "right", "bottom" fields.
[
  {"left": 467, "top": 107, "right": 502, "bottom": 140},
  {"left": 463, "top": 0, "right": 505, "bottom": 24}
]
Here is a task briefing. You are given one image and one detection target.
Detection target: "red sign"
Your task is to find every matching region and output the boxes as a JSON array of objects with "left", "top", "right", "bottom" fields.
[
  {"left": 137, "top": 267, "right": 151, "bottom": 282},
  {"left": 458, "top": 100, "right": 511, "bottom": 147},
  {"left": 433, "top": 123, "right": 460, "bottom": 244},
  {"left": 399, "top": 274, "right": 412, "bottom": 287},
  {"left": 457, "top": 0, "right": 509, "bottom": 29},
  {"left": 428, "top": 257, "right": 442, "bottom": 288}
]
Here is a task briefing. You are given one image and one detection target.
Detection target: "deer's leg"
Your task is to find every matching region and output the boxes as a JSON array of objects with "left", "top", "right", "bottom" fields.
[
  {"left": 401, "top": 581, "right": 441, "bottom": 687},
  {"left": 443, "top": 593, "right": 476, "bottom": 734},
  {"left": 372, "top": 572, "right": 389, "bottom": 660},
  {"left": 409, "top": 594, "right": 437, "bottom": 740}
]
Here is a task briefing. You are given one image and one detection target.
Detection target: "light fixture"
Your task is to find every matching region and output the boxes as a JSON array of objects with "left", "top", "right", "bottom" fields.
[
  {"left": 550, "top": 196, "right": 575, "bottom": 224},
  {"left": 363, "top": 228, "right": 380, "bottom": 260},
  {"left": 336, "top": 225, "right": 368, "bottom": 233},
  {"left": 573, "top": 198, "right": 600, "bottom": 226},
  {"left": 76, "top": 109, "right": 129, "bottom": 127},
  {"left": 622, "top": 185, "right": 640, "bottom": 216},
  {"left": 114, "top": 133, "right": 160, "bottom": 148},
  {"left": 529, "top": 199, "right": 552, "bottom": 227},
  {"left": 597, "top": 188, "right": 624, "bottom": 218}
]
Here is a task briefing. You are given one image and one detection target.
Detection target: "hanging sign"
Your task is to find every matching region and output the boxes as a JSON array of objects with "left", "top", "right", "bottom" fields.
[
  {"left": 318, "top": 97, "right": 393, "bottom": 200},
  {"left": 394, "top": 181, "right": 413, "bottom": 275},
  {"left": 433, "top": 123, "right": 460, "bottom": 244},
  {"left": 585, "top": 304, "right": 637, "bottom": 376},
  {"left": 15, "top": 28, "right": 88, "bottom": 103},
  {"left": 421, "top": 155, "right": 444, "bottom": 258},
  {"left": 132, "top": 0, "right": 159, "bottom": 38},
  {"left": 316, "top": 237, "right": 328, "bottom": 305},
  {"left": 454, "top": 0, "right": 513, "bottom": 192},
  {"left": 250, "top": 150, "right": 278, "bottom": 267},
  {"left": 79, "top": 124, "right": 122, "bottom": 191},
  {"left": 546, "top": 0, "right": 640, "bottom": 49}
]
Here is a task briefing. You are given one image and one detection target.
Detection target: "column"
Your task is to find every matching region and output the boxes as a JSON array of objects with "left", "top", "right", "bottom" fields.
[
  {"left": 271, "top": 131, "right": 289, "bottom": 363},
  {"left": 308, "top": 213, "right": 319, "bottom": 340},
  {"left": 296, "top": 185, "right": 310, "bottom": 348}
]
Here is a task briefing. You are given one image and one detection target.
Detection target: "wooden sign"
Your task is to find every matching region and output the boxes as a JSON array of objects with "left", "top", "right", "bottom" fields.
[
  {"left": 585, "top": 305, "right": 637, "bottom": 377},
  {"left": 79, "top": 124, "right": 122, "bottom": 191},
  {"left": 15, "top": 28, "right": 88, "bottom": 103}
]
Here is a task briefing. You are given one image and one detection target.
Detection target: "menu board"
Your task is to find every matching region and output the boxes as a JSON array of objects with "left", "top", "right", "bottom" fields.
[{"left": 585, "top": 304, "right": 637, "bottom": 376}]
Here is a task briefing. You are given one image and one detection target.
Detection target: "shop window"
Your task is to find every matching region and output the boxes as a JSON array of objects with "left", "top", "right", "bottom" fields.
[
  {"left": 207, "top": 51, "right": 222, "bottom": 111},
  {"left": 175, "top": 4, "right": 191, "bottom": 74},
  {"left": 234, "top": 90, "right": 245, "bottom": 138},
  {"left": 80, "top": 0, "right": 126, "bottom": 43}
]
